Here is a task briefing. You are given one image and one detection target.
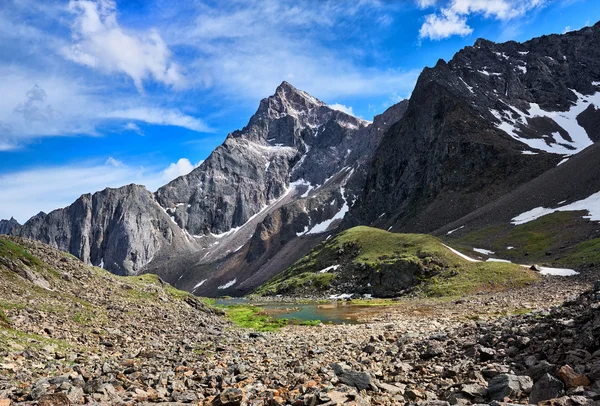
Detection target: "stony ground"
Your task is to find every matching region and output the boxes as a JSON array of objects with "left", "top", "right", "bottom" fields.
[{"left": 1, "top": 237, "right": 599, "bottom": 405}]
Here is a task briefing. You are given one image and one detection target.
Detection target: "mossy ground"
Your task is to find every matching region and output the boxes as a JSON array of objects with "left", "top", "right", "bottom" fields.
[
  {"left": 219, "top": 304, "right": 289, "bottom": 331},
  {"left": 256, "top": 226, "right": 539, "bottom": 297}
]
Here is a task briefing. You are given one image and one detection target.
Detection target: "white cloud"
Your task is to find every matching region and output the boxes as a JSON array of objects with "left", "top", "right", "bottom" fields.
[
  {"left": 161, "top": 158, "right": 201, "bottom": 182},
  {"left": 124, "top": 122, "right": 142, "bottom": 134},
  {"left": 419, "top": 0, "right": 548, "bottom": 40},
  {"left": 63, "top": 0, "right": 185, "bottom": 92},
  {"left": 0, "top": 69, "right": 211, "bottom": 148},
  {"left": 103, "top": 108, "right": 212, "bottom": 133},
  {"left": 417, "top": 0, "right": 438, "bottom": 8},
  {"left": 0, "top": 156, "right": 206, "bottom": 222},
  {"left": 420, "top": 9, "right": 472, "bottom": 40},
  {"left": 329, "top": 103, "right": 356, "bottom": 116}
]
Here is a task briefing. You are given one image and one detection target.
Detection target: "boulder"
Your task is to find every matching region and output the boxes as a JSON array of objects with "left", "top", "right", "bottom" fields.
[
  {"left": 558, "top": 365, "right": 591, "bottom": 388},
  {"left": 488, "top": 374, "right": 533, "bottom": 401},
  {"left": 529, "top": 373, "right": 565, "bottom": 404},
  {"left": 330, "top": 363, "right": 373, "bottom": 391}
]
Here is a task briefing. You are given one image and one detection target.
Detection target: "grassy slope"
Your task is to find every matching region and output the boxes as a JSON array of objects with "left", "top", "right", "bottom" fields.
[
  {"left": 448, "top": 211, "right": 600, "bottom": 268},
  {"left": 255, "top": 226, "right": 539, "bottom": 297},
  {"left": 0, "top": 236, "right": 206, "bottom": 350}
]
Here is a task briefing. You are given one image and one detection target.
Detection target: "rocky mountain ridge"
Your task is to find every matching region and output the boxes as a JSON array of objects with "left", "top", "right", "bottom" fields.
[
  {"left": 10, "top": 82, "right": 407, "bottom": 294},
  {"left": 352, "top": 22, "right": 600, "bottom": 233}
]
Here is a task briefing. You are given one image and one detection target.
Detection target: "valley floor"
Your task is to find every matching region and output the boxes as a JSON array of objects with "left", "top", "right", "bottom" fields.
[{"left": 2, "top": 257, "right": 598, "bottom": 405}]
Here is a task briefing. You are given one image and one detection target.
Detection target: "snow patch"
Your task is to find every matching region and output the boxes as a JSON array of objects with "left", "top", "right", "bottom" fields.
[
  {"left": 446, "top": 225, "right": 464, "bottom": 235},
  {"left": 459, "top": 77, "right": 474, "bottom": 94},
  {"left": 473, "top": 248, "right": 495, "bottom": 255},
  {"left": 539, "top": 267, "right": 579, "bottom": 276},
  {"left": 486, "top": 258, "right": 512, "bottom": 263},
  {"left": 193, "top": 279, "right": 207, "bottom": 291},
  {"left": 512, "top": 190, "right": 600, "bottom": 225},
  {"left": 329, "top": 293, "right": 354, "bottom": 299},
  {"left": 477, "top": 69, "right": 502, "bottom": 76},
  {"left": 442, "top": 244, "right": 481, "bottom": 262},
  {"left": 558, "top": 157, "right": 569, "bottom": 166},
  {"left": 218, "top": 279, "right": 237, "bottom": 290},
  {"left": 319, "top": 265, "right": 340, "bottom": 274},
  {"left": 491, "top": 88, "right": 600, "bottom": 155},
  {"left": 507, "top": 246, "right": 515, "bottom": 250}
]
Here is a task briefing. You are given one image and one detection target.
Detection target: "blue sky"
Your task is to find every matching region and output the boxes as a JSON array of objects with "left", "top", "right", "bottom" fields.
[{"left": 1, "top": 0, "right": 599, "bottom": 222}]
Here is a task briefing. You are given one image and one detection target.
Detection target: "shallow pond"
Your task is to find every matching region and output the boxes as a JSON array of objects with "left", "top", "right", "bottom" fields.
[{"left": 214, "top": 298, "right": 391, "bottom": 324}]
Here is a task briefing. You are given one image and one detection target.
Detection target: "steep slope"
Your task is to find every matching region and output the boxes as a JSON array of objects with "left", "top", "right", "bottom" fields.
[
  {"left": 255, "top": 226, "right": 539, "bottom": 298},
  {"left": 352, "top": 22, "right": 600, "bottom": 234},
  {"left": 439, "top": 141, "right": 600, "bottom": 268},
  {"left": 0, "top": 217, "right": 19, "bottom": 235}
]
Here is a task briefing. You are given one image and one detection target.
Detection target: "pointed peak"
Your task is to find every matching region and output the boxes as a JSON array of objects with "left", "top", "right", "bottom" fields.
[
  {"left": 276, "top": 80, "right": 296, "bottom": 92},
  {"left": 272, "top": 81, "right": 325, "bottom": 108}
]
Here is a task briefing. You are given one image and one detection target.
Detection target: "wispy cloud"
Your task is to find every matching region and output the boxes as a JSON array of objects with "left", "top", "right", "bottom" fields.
[
  {"left": 165, "top": 0, "right": 419, "bottom": 102},
  {"left": 419, "top": 0, "right": 549, "bottom": 40},
  {"left": 103, "top": 108, "right": 212, "bottom": 133},
  {"left": 161, "top": 158, "right": 203, "bottom": 183}
]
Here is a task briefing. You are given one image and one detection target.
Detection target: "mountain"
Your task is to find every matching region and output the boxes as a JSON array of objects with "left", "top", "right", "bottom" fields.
[
  {"left": 11, "top": 82, "right": 408, "bottom": 293},
  {"left": 11, "top": 23, "right": 600, "bottom": 296},
  {"left": 352, "top": 22, "right": 600, "bottom": 233},
  {"left": 0, "top": 217, "right": 19, "bottom": 235}
]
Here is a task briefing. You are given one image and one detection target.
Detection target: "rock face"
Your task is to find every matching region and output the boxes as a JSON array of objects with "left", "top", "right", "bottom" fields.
[
  {"left": 13, "top": 185, "right": 197, "bottom": 276},
  {"left": 0, "top": 217, "right": 19, "bottom": 235},
  {"left": 352, "top": 22, "right": 600, "bottom": 233}
]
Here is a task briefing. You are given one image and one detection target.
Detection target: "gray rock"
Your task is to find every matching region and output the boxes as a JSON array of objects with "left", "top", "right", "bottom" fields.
[
  {"left": 529, "top": 373, "right": 565, "bottom": 404},
  {"left": 461, "top": 383, "right": 488, "bottom": 398},
  {"left": 218, "top": 388, "right": 244, "bottom": 405},
  {"left": 330, "top": 362, "right": 373, "bottom": 391},
  {"left": 487, "top": 374, "right": 533, "bottom": 401}
]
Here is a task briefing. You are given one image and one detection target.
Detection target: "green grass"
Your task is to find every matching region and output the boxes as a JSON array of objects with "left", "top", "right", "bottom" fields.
[
  {"left": 220, "top": 304, "right": 288, "bottom": 331},
  {"left": 558, "top": 238, "right": 600, "bottom": 265},
  {"left": 0, "top": 328, "right": 71, "bottom": 352},
  {"left": 0, "top": 238, "right": 42, "bottom": 267},
  {"left": 448, "top": 211, "right": 599, "bottom": 267},
  {"left": 0, "top": 308, "right": 11, "bottom": 328},
  {"left": 422, "top": 262, "right": 539, "bottom": 297},
  {"left": 256, "top": 226, "right": 539, "bottom": 297},
  {"left": 297, "top": 319, "right": 322, "bottom": 326}
]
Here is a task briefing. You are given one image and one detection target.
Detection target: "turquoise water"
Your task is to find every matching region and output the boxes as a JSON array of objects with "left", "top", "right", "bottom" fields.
[{"left": 214, "top": 299, "right": 382, "bottom": 324}]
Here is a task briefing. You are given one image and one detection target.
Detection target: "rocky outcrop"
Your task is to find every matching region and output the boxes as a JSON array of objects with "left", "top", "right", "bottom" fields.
[
  {"left": 13, "top": 184, "right": 197, "bottom": 276},
  {"left": 0, "top": 217, "right": 19, "bottom": 235}
]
